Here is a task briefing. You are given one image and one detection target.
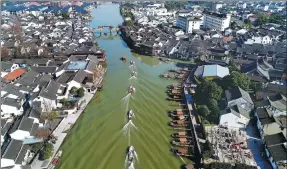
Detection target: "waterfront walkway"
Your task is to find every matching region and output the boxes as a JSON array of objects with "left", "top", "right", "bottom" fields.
[{"left": 31, "top": 70, "right": 106, "bottom": 169}]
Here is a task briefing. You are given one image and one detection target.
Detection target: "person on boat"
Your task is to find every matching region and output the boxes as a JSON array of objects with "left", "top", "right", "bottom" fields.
[
  {"left": 128, "top": 86, "right": 135, "bottom": 93},
  {"left": 128, "top": 110, "right": 134, "bottom": 120},
  {"left": 130, "top": 60, "right": 135, "bottom": 65},
  {"left": 131, "top": 71, "right": 137, "bottom": 77}
]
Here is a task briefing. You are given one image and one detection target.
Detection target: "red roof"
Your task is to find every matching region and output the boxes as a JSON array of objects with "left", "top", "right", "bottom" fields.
[
  {"left": 3, "top": 68, "right": 26, "bottom": 81},
  {"left": 223, "top": 37, "right": 233, "bottom": 41}
]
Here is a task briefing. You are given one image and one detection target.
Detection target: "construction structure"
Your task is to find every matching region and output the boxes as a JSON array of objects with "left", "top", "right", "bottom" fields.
[{"left": 205, "top": 125, "right": 257, "bottom": 166}]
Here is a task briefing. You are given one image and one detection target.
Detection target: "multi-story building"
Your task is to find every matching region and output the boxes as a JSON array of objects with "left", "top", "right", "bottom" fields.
[
  {"left": 211, "top": 3, "right": 223, "bottom": 11},
  {"left": 203, "top": 12, "right": 231, "bottom": 31},
  {"left": 176, "top": 15, "right": 201, "bottom": 33}
]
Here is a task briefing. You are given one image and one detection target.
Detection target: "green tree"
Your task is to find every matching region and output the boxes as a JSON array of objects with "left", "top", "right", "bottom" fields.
[
  {"left": 220, "top": 71, "right": 250, "bottom": 90},
  {"left": 30, "top": 143, "right": 44, "bottom": 153},
  {"left": 39, "top": 143, "right": 54, "bottom": 160},
  {"left": 197, "top": 105, "right": 210, "bottom": 118},
  {"left": 69, "top": 87, "right": 78, "bottom": 95},
  {"left": 42, "top": 111, "right": 58, "bottom": 130},
  {"left": 269, "top": 13, "right": 282, "bottom": 24},
  {"left": 256, "top": 13, "right": 269, "bottom": 26},
  {"left": 195, "top": 80, "right": 223, "bottom": 104},
  {"left": 250, "top": 81, "right": 263, "bottom": 92},
  {"left": 77, "top": 87, "right": 85, "bottom": 97}
]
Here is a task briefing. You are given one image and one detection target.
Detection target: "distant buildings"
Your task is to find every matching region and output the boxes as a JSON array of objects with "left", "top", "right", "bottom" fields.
[
  {"left": 203, "top": 12, "right": 231, "bottom": 31},
  {"left": 176, "top": 16, "right": 201, "bottom": 33}
]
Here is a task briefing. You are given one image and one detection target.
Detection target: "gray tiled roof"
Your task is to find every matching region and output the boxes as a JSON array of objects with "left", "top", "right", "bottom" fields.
[
  {"left": 2, "top": 97, "right": 21, "bottom": 108},
  {"left": 73, "top": 70, "right": 88, "bottom": 83},
  {"left": 18, "top": 117, "right": 34, "bottom": 132},
  {"left": 39, "top": 80, "right": 60, "bottom": 100},
  {"left": 17, "top": 70, "right": 40, "bottom": 86},
  {"left": 15, "top": 144, "right": 29, "bottom": 164},
  {"left": 85, "top": 60, "right": 96, "bottom": 72},
  {"left": 30, "top": 123, "right": 39, "bottom": 136},
  {"left": 30, "top": 66, "right": 57, "bottom": 73},
  {"left": 225, "top": 87, "right": 254, "bottom": 105},
  {"left": 2, "top": 139, "right": 23, "bottom": 160}
]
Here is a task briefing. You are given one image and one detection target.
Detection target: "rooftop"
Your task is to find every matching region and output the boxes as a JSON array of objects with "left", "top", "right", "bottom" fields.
[{"left": 3, "top": 68, "right": 26, "bottom": 82}]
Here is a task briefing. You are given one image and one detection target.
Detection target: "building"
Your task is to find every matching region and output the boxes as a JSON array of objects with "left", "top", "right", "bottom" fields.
[
  {"left": 203, "top": 12, "right": 231, "bottom": 31},
  {"left": 194, "top": 64, "right": 230, "bottom": 80},
  {"left": 176, "top": 16, "right": 201, "bottom": 33},
  {"left": 219, "top": 87, "right": 254, "bottom": 128},
  {"left": 211, "top": 3, "right": 223, "bottom": 11}
]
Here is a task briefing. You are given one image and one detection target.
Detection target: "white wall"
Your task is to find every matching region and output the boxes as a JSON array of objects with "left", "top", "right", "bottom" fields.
[
  {"left": 10, "top": 130, "right": 32, "bottom": 141},
  {"left": 204, "top": 14, "right": 231, "bottom": 31},
  {"left": 1, "top": 105, "right": 23, "bottom": 116},
  {"left": 1, "top": 158, "right": 15, "bottom": 168},
  {"left": 219, "top": 113, "right": 248, "bottom": 129},
  {"left": 187, "top": 20, "right": 200, "bottom": 33}
]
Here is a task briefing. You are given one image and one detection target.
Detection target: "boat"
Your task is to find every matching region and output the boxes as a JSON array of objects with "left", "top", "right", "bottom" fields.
[
  {"left": 171, "top": 138, "right": 192, "bottom": 147},
  {"left": 169, "top": 120, "right": 189, "bottom": 127},
  {"left": 160, "top": 74, "right": 171, "bottom": 78},
  {"left": 172, "top": 115, "right": 188, "bottom": 120},
  {"left": 127, "top": 146, "right": 136, "bottom": 167},
  {"left": 128, "top": 86, "right": 135, "bottom": 93},
  {"left": 167, "top": 96, "right": 183, "bottom": 101},
  {"left": 121, "top": 56, "right": 126, "bottom": 61},
  {"left": 169, "top": 109, "right": 186, "bottom": 117},
  {"left": 171, "top": 132, "right": 192, "bottom": 138},
  {"left": 170, "top": 148, "right": 192, "bottom": 157},
  {"left": 167, "top": 89, "right": 182, "bottom": 96},
  {"left": 127, "top": 110, "right": 134, "bottom": 120},
  {"left": 131, "top": 71, "right": 137, "bottom": 77},
  {"left": 130, "top": 60, "right": 135, "bottom": 65},
  {"left": 167, "top": 84, "right": 182, "bottom": 89}
]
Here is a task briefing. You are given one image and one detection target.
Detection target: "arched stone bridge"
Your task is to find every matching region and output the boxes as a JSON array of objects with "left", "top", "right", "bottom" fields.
[{"left": 92, "top": 26, "right": 122, "bottom": 36}]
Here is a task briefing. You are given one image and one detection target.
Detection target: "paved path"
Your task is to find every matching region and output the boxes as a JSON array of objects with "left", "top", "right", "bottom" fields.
[{"left": 31, "top": 92, "right": 95, "bottom": 169}]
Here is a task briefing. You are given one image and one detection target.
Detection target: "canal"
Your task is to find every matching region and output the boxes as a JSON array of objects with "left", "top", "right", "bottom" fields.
[{"left": 58, "top": 4, "right": 186, "bottom": 169}]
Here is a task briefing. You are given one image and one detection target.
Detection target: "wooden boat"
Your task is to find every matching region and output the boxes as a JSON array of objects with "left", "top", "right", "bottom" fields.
[
  {"left": 169, "top": 120, "right": 188, "bottom": 127},
  {"left": 167, "top": 85, "right": 182, "bottom": 89},
  {"left": 160, "top": 74, "right": 171, "bottom": 78},
  {"left": 171, "top": 132, "right": 192, "bottom": 138},
  {"left": 169, "top": 109, "right": 186, "bottom": 117},
  {"left": 172, "top": 115, "right": 188, "bottom": 120},
  {"left": 120, "top": 56, "right": 126, "bottom": 61},
  {"left": 170, "top": 148, "right": 192, "bottom": 157},
  {"left": 171, "top": 138, "right": 192, "bottom": 147},
  {"left": 167, "top": 96, "right": 183, "bottom": 101}
]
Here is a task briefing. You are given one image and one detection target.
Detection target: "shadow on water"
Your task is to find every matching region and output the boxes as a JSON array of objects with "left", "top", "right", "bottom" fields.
[
  {"left": 175, "top": 62, "right": 196, "bottom": 69},
  {"left": 121, "top": 40, "right": 129, "bottom": 48}
]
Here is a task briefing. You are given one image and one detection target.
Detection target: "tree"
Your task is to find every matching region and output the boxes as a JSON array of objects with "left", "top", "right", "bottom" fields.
[
  {"left": 69, "top": 87, "right": 78, "bottom": 95},
  {"left": 35, "top": 129, "right": 51, "bottom": 139},
  {"left": 195, "top": 80, "right": 223, "bottom": 105},
  {"left": 77, "top": 87, "right": 85, "bottom": 97},
  {"left": 269, "top": 13, "right": 282, "bottom": 24},
  {"left": 250, "top": 81, "right": 263, "bottom": 92},
  {"left": 230, "top": 21, "right": 237, "bottom": 29},
  {"left": 220, "top": 71, "right": 250, "bottom": 90},
  {"left": 41, "top": 111, "right": 58, "bottom": 130},
  {"left": 30, "top": 142, "right": 44, "bottom": 153},
  {"left": 1, "top": 46, "right": 10, "bottom": 60},
  {"left": 255, "top": 13, "right": 269, "bottom": 26},
  {"left": 39, "top": 143, "right": 53, "bottom": 160},
  {"left": 197, "top": 105, "right": 210, "bottom": 118},
  {"left": 206, "top": 99, "right": 220, "bottom": 123}
]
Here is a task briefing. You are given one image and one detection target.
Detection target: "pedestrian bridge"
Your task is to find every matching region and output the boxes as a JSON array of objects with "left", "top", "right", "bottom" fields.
[{"left": 92, "top": 26, "right": 121, "bottom": 36}]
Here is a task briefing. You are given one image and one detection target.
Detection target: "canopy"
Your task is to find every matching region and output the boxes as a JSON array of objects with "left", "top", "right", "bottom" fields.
[
  {"left": 179, "top": 138, "right": 187, "bottom": 143},
  {"left": 178, "top": 132, "right": 186, "bottom": 136}
]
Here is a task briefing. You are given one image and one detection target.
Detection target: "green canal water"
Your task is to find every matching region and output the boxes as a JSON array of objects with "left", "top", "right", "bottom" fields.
[{"left": 58, "top": 4, "right": 187, "bottom": 169}]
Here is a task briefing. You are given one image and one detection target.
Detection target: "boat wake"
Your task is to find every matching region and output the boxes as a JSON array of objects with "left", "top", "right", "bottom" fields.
[
  {"left": 123, "top": 120, "right": 137, "bottom": 133},
  {"left": 128, "top": 76, "right": 137, "bottom": 80}
]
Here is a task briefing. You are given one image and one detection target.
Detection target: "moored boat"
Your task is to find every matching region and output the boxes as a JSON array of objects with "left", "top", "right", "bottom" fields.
[
  {"left": 128, "top": 86, "right": 135, "bottom": 93},
  {"left": 170, "top": 148, "right": 192, "bottom": 157},
  {"left": 169, "top": 120, "right": 189, "bottom": 127},
  {"left": 171, "top": 138, "right": 192, "bottom": 147}
]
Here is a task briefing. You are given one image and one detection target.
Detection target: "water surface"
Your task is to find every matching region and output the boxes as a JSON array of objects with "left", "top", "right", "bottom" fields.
[{"left": 58, "top": 4, "right": 185, "bottom": 169}]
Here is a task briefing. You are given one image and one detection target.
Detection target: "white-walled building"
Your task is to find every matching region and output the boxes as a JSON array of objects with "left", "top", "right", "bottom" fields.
[
  {"left": 211, "top": 3, "right": 223, "bottom": 11},
  {"left": 176, "top": 16, "right": 201, "bottom": 33},
  {"left": 203, "top": 12, "right": 231, "bottom": 31}
]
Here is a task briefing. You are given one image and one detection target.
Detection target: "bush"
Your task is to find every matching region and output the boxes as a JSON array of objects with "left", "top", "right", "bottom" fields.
[
  {"left": 30, "top": 143, "right": 44, "bottom": 153},
  {"left": 39, "top": 143, "right": 53, "bottom": 160},
  {"left": 69, "top": 87, "right": 78, "bottom": 95},
  {"left": 77, "top": 87, "right": 85, "bottom": 97}
]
